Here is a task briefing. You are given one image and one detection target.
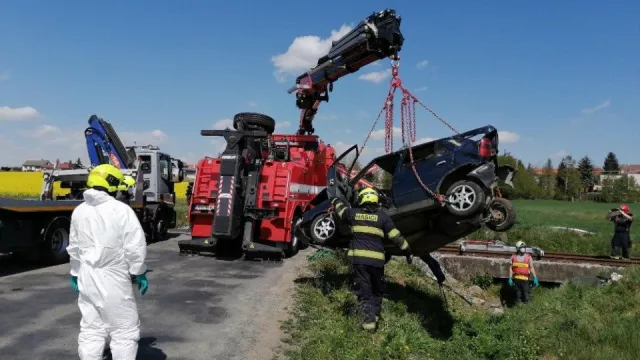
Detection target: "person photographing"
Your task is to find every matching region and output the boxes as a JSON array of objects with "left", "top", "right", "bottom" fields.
[{"left": 607, "top": 204, "right": 633, "bottom": 260}]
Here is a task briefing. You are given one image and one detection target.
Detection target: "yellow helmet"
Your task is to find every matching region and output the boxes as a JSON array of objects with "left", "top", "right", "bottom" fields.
[
  {"left": 357, "top": 187, "right": 379, "bottom": 206},
  {"left": 87, "top": 164, "right": 124, "bottom": 193},
  {"left": 123, "top": 175, "right": 136, "bottom": 188}
]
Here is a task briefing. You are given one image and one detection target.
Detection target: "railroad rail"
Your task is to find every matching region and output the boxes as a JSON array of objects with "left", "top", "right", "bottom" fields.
[{"left": 436, "top": 244, "right": 640, "bottom": 267}]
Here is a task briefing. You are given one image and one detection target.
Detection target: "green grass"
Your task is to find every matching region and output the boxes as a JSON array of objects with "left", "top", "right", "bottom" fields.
[
  {"left": 175, "top": 199, "right": 189, "bottom": 227},
  {"left": 471, "top": 200, "right": 638, "bottom": 256},
  {"left": 281, "top": 252, "right": 640, "bottom": 360}
]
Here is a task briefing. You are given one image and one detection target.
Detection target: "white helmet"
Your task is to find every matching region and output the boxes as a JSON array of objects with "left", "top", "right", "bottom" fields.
[{"left": 515, "top": 241, "right": 526, "bottom": 249}]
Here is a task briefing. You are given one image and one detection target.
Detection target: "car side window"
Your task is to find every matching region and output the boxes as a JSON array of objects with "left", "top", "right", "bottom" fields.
[{"left": 401, "top": 142, "right": 448, "bottom": 171}]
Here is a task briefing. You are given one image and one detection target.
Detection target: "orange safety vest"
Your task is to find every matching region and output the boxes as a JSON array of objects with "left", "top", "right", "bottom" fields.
[{"left": 511, "top": 253, "right": 532, "bottom": 281}]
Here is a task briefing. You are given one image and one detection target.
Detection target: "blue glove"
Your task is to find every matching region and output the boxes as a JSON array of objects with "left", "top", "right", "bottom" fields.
[
  {"left": 135, "top": 274, "right": 148, "bottom": 295},
  {"left": 508, "top": 277, "right": 514, "bottom": 287},
  {"left": 533, "top": 277, "right": 540, "bottom": 287},
  {"left": 70, "top": 276, "right": 79, "bottom": 292}
]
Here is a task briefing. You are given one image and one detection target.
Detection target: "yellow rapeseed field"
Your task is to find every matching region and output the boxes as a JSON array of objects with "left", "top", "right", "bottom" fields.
[{"left": 0, "top": 172, "right": 189, "bottom": 199}]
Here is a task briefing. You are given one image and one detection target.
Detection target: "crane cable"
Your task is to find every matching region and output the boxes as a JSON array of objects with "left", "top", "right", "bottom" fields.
[{"left": 359, "top": 57, "right": 460, "bottom": 205}]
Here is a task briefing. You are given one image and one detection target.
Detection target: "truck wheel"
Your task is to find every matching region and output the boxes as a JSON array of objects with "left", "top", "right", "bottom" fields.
[
  {"left": 444, "top": 180, "right": 486, "bottom": 217},
  {"left": 310, "top": 213, "right": 337, "bottom": 245},
  {"left": 233, "top": 112, "right": 276, "bottom": 134},
  {"left": 485, "top": 197, "right": 516, "bottom": 232},
  {"left": 41, "top": 217, "right": 71, "bottom": 265},
  {"left": 285, "top": 218, "right": 301, "bottom": 257}
]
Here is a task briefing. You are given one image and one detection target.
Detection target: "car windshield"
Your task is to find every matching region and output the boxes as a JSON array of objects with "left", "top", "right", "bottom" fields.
[{"left": 335, "top": 149, "right": 360, "bottom": 183}]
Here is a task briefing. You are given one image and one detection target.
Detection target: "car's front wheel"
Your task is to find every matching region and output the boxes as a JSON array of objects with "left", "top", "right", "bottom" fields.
[
  {"left": 444, "top": 180, "right": 486, "bottom": 217},
  {"left": 309, "top": 213, "right": 337, "bottom": 245}
]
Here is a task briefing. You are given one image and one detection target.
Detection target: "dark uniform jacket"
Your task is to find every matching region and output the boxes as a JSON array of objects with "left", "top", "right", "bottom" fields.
[{"left": 331, "top": 197, "right": 409, "bottom": 267}]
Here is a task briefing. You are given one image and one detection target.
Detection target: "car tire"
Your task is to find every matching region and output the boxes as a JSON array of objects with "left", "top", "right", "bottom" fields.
[
  {"left": 444, "top": 180, "right": 486, "bottom": 217},
  {"left": 309, "top": 213, "right": 337, "bottom": 245},
  {"left": 41, "top": 216, "right": 71, "bottom": 265},
  {"left": 485, "top": 197, "right": 516, "bottom": 232},
  {"left": 233, "top": 112, "right": 276, "bottom": 134}
]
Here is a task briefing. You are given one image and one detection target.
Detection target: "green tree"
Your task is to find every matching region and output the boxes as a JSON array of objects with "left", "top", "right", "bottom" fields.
[
  {"left": 577, "top": 156, "right": 595, "bottom": 189},
  {"left": 603, "top": 152, "right": 620, "bottom": 173},
  {"left": 601, "top": 175, "right": 640, "bottom": 203},
  {"left": 497, "top": 154, "right": 541, "bottom": 199},
  {"left": 540, "top": 158, "right": 555, "bottom": 198},
  {"left": 556, "top": 155, "right": 580, "bottom": 200}
]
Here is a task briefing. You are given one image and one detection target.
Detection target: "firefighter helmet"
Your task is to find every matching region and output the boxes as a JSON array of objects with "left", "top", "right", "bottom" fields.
[
  {"left": 357, "top": 187, "right": 379, "bottom": 206},
  {"left": 515, "top": 241, "right": 526, "bottom": 249},
  {"left": 87, "top": 164, "right": 124, "bottom": 193},
  {"left": 620, "top": 204, "right": 631, "bottom": 214}
]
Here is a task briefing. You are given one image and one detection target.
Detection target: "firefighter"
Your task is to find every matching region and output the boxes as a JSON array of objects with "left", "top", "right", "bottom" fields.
[
  {"left": 607, "top": 204, "right": 633, "bottom": 259},
  {"left": 330, "top": 187, "right": 411, "bottom": 331},
  {"left": 508, "top": 241, "right": 539, "bottom": 304}
]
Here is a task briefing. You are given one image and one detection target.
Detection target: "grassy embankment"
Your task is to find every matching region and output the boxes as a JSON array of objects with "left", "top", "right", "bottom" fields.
[{"left": 279, "top": 200, "right": 640, "bottom": 360}]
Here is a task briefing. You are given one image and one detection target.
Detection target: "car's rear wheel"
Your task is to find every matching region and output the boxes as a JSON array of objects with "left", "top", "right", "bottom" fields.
[
  {"left": 485, "top": 197, "right": 516, "bottom": 232},
  {"left": 310, "top": 213, "right": 336, "bottom": 245},
  {"left": 444, "top": 180, "right": 486, "bottom": 217}
]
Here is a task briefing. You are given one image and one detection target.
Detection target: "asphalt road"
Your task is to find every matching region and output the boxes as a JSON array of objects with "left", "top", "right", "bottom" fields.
[{"left": 0, "top": 234, "right": 307, "bottom": 360}]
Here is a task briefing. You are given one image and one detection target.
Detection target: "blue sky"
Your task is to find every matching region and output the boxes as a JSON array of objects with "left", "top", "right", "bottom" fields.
[{"left": 1, "top": 0, "right": 638, "bottom": 168}]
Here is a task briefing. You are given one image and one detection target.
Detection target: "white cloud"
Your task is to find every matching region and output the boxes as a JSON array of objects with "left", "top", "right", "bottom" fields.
[
  {"left": 0, "top": 72, "right": 9, "bottom": 82},
  {"left": 415, "top": 86, "right": 428, "bottom": 92},
  {"left": 358, "top": 69, "right": 391, "bottom": 84},
  {"left": 582, "top": 100, "right": 610, "bottom": 114},
  {"left": 271, "top": 25, "right": 353, "bottom": 82},
  {"left": 0, "top": 106, "right": 42, "bottom": 121},
  {"left": 370, "top": 127, "right": 401, "bottom": 140},
  {"left": 551, "top": 150, "right": 569, "bottom": 159},
  {"left": 119, "top": 129, "right": 169, "bottom": 146},
  {"left": 276, "top": 121, "right": 291, "bottom": 131},
  {"left": 498, "top": 131, "right": 520, "bottom": 144},
  {"left": 248, "top": 102, "right": 257, "bottom": 108},
  {"left": 416, "top": 60, "right": 429, "bottom": 69},
  {"left": 209, "top": 119, "right": 234, "bottom": 155}
]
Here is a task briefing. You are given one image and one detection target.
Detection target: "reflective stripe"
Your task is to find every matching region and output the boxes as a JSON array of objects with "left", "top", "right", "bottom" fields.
[
  {"left": 388, "top": 229, "right": 400, "bottom": 238},
  {"left": 289, "top": 183, "right": 326, "bottom": 195},
  {"left": 352, "top": 225, "right": 384, "bottom": 237},
  {"left": 400, "top": 240, "right": 409, "bottom": 250},
  {"left": 514, "top": 275, "right": 529, "bottom": 280},
  {"left": 347, "top": 249, "right": 386, "bottom": 260},
  {"left": 512, "top": 263, "right": 530, "bottom": 268},
  {"left": 338, "top": 208, "right": 346, "bottom": 217}
]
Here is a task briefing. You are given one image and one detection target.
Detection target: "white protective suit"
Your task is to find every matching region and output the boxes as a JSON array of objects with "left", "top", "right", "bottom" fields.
[{"left": 66, "top": 188, "right": 148, "bottom": 360}]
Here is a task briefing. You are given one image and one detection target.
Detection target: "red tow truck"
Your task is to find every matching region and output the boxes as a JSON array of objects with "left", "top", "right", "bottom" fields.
[{"left": 179, "top": 113, "right": 337, "bottom": 258}]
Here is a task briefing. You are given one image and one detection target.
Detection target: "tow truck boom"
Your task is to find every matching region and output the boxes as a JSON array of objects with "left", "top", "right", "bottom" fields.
[{"left": 288, "top": 9, "right": 404, "bottom": 135}]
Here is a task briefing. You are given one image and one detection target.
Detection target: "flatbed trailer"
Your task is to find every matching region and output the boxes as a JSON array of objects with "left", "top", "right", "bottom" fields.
[{"left": 0, "top": 164, "right": 176, "bottom": 266}]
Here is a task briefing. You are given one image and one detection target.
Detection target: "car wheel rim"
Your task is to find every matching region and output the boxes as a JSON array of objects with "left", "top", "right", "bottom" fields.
[
  {"left": 51, "top": 228, "right": 69, "bottom": 255},
  {"left": 447, "top": 185, "right": 476, "bottom": 212},
  {"left": 489, "top": 203, "right": 507, "bottom": 225},
  {"left": 313, "top": 215, "right": 335, "bottom": 240}
]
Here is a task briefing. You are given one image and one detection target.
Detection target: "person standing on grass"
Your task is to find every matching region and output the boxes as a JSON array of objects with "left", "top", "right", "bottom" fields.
[
  {"left": 508, "top": 241, "right": 539, "bottom": 303},
  {"left": 607, "top": 204, "right": 633, "bottom": 260}
]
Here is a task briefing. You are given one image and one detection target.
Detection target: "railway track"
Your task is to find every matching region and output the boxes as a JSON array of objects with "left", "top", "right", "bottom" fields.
[{"left": 436, "top": 245, "right": 640, "bottom": 267}]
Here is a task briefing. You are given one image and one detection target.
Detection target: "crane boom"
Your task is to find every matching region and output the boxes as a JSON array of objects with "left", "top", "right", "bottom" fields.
[{"left": 288, "top": 9, "right": 404, "bottom": 135}]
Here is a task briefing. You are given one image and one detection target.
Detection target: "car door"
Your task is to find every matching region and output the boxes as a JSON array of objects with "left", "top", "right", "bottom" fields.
[{"left": 391, "top": 141, "right": 453, "bottom": 209}]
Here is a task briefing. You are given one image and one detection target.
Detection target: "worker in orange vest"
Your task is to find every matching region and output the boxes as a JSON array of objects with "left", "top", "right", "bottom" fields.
[{"left": 508, "top": 241, "right": 539, "bottom": 303}]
